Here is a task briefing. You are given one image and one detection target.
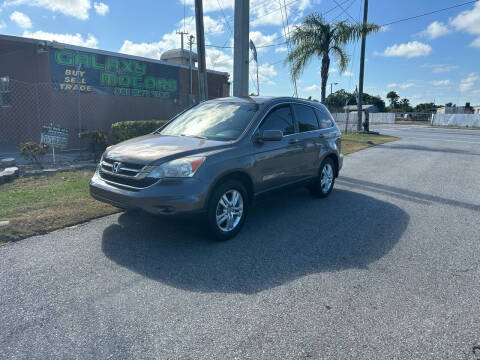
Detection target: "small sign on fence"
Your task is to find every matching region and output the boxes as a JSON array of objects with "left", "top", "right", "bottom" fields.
[
  {"left": 41, "top": 124, "right": 69, "bottom": 164},
  {"left": 41, "top": 124, "right": 69, "bottom": 149}
]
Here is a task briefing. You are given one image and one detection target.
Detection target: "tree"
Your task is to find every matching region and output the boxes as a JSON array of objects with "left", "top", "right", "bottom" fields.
[
  {"left": 386, "top": 91, "right": 400, "bottom": 109},
  {"left": 362, "top": 93, "right": 386, "bottom": 112},
  {"left": 414, "top": 102, "right": 438, "bottom": 113},
  {"left": 286, "top": 14, "right": 380, "bottom": 103},
  {"left": 325, "top": 89, "right": 356, "bottom": 108},
  {"left": 400, "top": 98, "right": 412, "bottom": 112}
]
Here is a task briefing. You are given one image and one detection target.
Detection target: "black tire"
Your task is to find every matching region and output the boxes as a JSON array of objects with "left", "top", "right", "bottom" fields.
[
  {"left": 309, "top": 157, "right": 336, "bottom": 198},
  {"left": 207, "top": 179, "right": 249, "bottom": 241}
]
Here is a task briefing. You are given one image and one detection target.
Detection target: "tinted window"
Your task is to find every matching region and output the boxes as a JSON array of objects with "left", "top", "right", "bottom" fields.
[
  {"left": 260, "top": 104, "right": 295, "bottom": 135},
  {"left": 294, "top": 104, "right": 319, "bottom": 132},
  {"left": 161, "top": 101, "right": 259, "bottom": 141},
  {"left": 315, "top": 108, "right": 334, "bottom": 129}
]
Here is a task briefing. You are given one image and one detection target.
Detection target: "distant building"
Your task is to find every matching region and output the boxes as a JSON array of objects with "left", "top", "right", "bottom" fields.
[
  {"left": 344, "top": 104, "right": 379, "bottom": 113},
  {"left": 160, "top": 48, "right": 198, "bottom": 67},
  {"left": 473, "top": 105, "right": 480, "bottom": 114},
  {"left": 437, "top": 103, "right": 475, "bottom": 114}
]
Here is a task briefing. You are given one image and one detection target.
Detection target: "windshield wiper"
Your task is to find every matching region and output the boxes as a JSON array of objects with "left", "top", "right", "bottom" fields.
[{"left": 180, "top": 134, "right": 208, "bottom": 140}]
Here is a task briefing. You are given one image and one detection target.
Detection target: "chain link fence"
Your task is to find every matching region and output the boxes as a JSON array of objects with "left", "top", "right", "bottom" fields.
[{"left": 0, "top": 78, "right": 200, "bottom": 150}]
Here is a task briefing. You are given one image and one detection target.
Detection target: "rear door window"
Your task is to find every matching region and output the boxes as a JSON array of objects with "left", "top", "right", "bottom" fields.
[
  {"left": 293, "top": 104, "right": 319, "bottom": 132},
  {"left": 315, "top": 108, "right": 334, "bottom": 129},
  {"left": 260, "top": 104, "right": 295, "bottom": 135}
]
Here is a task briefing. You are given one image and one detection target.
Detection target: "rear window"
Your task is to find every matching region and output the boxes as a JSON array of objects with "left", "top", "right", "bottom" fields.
[
  {"left": 293, "top": 104, "right": 319, "bottom": 132},
  {"left": 315, "top": 108, "right": 334, "bottom": 129}
]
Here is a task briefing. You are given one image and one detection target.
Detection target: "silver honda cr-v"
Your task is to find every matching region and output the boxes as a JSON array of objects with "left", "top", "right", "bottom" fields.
[{"left": 90, "top": 96, "right": 343, "bottom": 240}]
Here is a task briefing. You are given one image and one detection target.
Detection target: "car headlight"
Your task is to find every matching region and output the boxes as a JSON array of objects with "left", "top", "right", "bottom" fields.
[{"left": 147, "top": 156, "right": 206, "bottom": 179}]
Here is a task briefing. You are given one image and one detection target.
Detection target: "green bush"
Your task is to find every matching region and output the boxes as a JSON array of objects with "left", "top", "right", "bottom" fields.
[
  {"left": 20, "top": 142, "right": 49, "bottom": 165},
  {"left": 78, "top": 130, "right": 108, "bottom": 162},
  {"left": 110, "top": 120, "right": 168, "bottom": 144}
]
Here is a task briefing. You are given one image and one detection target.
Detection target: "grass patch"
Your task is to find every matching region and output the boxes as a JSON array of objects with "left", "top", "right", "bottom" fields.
[
  {"left": 342, "top": 133, "right": 398, "bottom": 155},
  {"left": 0, "top": 170, "right": 119, "bottom": 244},
  {"left": 0, "top": 133, "right": 398, "bottom": 244}
]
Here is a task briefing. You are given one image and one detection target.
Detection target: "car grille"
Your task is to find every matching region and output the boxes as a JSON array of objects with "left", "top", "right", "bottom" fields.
[{"left": 99, "top": 157, "right": 157, "bottom": 190}]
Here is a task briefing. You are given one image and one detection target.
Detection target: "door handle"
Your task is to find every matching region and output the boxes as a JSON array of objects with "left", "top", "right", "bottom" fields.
[{"left": 288, "top": 138, "right": 299, "bottom": 144}]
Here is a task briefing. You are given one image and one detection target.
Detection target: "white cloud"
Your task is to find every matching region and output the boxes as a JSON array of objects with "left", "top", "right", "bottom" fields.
[
  {"left": 23, "top": 30, "right": 99, "bottom": 48},
  {"left": 249, "top": 30, "right": 278, "bottom": 50},
  {"left": 420, "top": 21, "right": 451, "bottom": 39},
  {"left": 387, "top": 82, "right": 414, "bottom": 89},
  {"left": 459, "top": 73, "right": 478, "bottom": 92},
  {"left": 380, "top": 41, "right": 432, "bottom": 58},
  {"left": 343, "top": 71, "right": 353, "bottom": 77},
  {"left": 3, "top": 0, "right": 91, "bottom": 20},
  {"left": 181, "top": 0, "right": 234, "bottom": 13},
  {"left": 10, "top": 11, "right": 32, "bottom": 28},
  {"left": 432, "top": 80, "right": 450, "bottom": 86},
  {"left": 207, "top": 48, "right": 233, "bottom": 73},
  {"left": 451, "top": 2, "right": 480, "bottom": 48},
  {"left": 275, "top": 46, "right": 287, "bottom": 53},
  {"left": 181, "top": 15, "right": 224, "bottom": 34},
  {"left": 119, "top": 16, "right": 224, "bottom": 61},
  {"left": 0, "top": 20, "right": 5, "bottom": 29},
  {"left": 303, "top": 84, "right": 322, "bottom": 92},
  {"left": 328, "top": 68, "right": 337, "bottom": 74},
  {"left": 422, "top": 63, "right": 458, "bottom": 74},
  {"left": 251, "top": 0, "right": 311, "bottom": 27},
  {"left": 120, "top": 39, "right": 169, "bottom": 60},
  {"left": 93, "top": 2, "right": 108, "bottom": 16},
  {"left": 256, "top": 63, "right": 278, "bottom": 85}
]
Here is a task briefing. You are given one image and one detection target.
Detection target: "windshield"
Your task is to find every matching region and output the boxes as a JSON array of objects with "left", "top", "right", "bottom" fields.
[{"left": 160, "top": 101, "right": 259, "bottom": 141}]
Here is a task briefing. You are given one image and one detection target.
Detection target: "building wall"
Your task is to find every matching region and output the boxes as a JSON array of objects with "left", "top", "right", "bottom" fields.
[{"left": 0, "top": 38, "right": 230, "bottom": 147}]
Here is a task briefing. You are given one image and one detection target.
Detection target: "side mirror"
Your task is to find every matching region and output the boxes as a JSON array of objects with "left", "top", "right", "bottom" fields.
[{"left": 257, "top": 129, "right": 283, "bottom": 142}]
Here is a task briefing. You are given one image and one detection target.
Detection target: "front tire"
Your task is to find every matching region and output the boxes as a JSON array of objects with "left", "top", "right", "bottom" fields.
[
  {"left": 310, "top": 157, "right": 336, "bottom": 198},
  {"left": 207, "top": 180, "right": 248, "bottom": 241}
]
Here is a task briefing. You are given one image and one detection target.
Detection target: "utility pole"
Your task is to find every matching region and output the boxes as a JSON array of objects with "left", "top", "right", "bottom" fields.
[
  {"left": 195, "top": 0, "right": 208, "bottom": 102},
  {"left": 233, "top": 0, "right": 249, "bottom": 97},
  {"left": 357, "top": 0, "right": 368, "bottom": 132},
  {"left": 176, "top": 30, "right": 188, "bottom": 52},
  {"left": 188, "top": 35, "right": 195, "bottom": 105},
  {"left": 330, "top": 82, "right": 338, "bottom": 95}
]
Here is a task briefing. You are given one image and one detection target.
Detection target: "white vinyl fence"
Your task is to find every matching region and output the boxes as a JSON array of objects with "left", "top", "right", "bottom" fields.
[
  {"left": 432, "top": 114, "right": 480, "bottom": 128},
  {"left": 332, "top": 112, "right": 395, "bottom": 132}
]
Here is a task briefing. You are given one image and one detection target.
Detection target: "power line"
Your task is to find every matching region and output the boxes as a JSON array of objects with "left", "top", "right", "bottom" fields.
[
  {"left": 332, "top": 0, "right": 358, "bottom": 23},
  {"left": 381, "top": 0, "right": 479, "bottom": 27}
]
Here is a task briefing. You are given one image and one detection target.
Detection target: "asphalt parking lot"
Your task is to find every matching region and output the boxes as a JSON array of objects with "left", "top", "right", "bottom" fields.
[{"left": 1, "top": 125, "right": 479, "bottom": 359}]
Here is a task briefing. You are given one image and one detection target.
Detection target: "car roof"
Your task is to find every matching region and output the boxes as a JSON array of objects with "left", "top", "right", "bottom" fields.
[{"left": 207, "top": 96, "right": 325, "bottom": 108}]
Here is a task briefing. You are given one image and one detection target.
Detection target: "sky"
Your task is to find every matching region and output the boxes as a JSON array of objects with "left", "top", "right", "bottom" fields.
[{"left": 0, "top": 0, "right": 479, "bottom": 106}]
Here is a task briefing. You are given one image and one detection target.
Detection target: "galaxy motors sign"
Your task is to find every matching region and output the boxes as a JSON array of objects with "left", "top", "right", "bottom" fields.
[{"left": 49, "top": 49, "right": 179, "bottom": 99}]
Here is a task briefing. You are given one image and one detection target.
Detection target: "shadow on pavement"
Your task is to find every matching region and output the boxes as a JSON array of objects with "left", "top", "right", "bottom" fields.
[
  {"left": 338, "top": 177, "right": 480, "bottom": 212},
  {"left": 383, "top": 143, "right": 480, "bottom": 156},
  {"left": 102, "top": 188, "right": 409, "bottom": 294}
]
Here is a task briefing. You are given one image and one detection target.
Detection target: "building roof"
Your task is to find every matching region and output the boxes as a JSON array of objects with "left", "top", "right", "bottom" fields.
[
  {"left": 160, "top": 48, "right": 197, "bottom": 62},
  {"left": 0, "top": 33, "right": 226, "bottom": 76}
]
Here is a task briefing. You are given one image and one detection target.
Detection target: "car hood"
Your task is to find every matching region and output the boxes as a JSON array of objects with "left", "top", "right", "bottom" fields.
[{"left": 105, "top": 134, "right": 229, "bottom": 165}]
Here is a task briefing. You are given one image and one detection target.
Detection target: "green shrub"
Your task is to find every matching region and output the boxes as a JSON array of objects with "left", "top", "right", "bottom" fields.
[
  {"left": 110, "top": 120, "right": 168, "bottom": 144},
  {"left": 20, "top": 142, "right": 49, "bottom": 165},
  {"left": 78, "top": 130, "right": 108, "bottom": 162}
]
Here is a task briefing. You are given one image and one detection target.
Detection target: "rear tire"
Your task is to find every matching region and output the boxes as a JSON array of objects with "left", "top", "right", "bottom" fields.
[
  {"left": 207, "top": 180, "right": 248, "bottom": 241},
  {"left": 309, "top": 157, "right": 336, "bottom": 198}
]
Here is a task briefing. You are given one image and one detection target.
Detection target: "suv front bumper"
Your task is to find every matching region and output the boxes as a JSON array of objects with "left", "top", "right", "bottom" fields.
[{"left": 89, "top": 172, "right": 209, "bottom": 215}]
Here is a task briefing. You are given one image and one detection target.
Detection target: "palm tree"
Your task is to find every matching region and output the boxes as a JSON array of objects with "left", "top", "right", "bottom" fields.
[{"left": 285, "top": 13, "right": 380, "bottom": 103}]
